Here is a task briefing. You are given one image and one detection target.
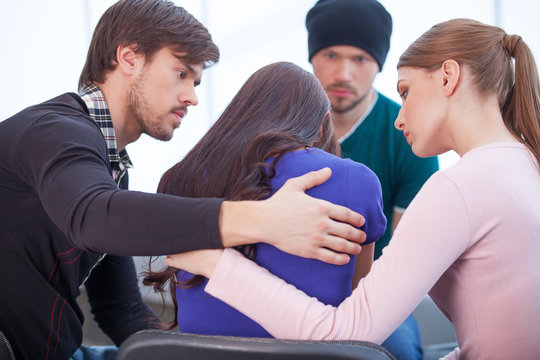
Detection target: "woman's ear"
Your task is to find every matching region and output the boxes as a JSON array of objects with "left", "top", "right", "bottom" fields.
[{"left": 440, "top": 60, "right": 460, "bottom": 96}]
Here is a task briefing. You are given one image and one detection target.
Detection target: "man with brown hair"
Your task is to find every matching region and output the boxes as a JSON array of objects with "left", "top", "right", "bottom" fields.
[{"left": 0, "top": 1, "right": 365, "bottom": 359}]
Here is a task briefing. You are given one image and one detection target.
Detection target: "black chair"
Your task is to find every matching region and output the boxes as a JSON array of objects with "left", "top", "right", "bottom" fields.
[
  {"left": 117, "top": 330, "right": 396, "bottom": 360},
  {"left": 0, "top": 330, "right": 15, "bottom": 360}
]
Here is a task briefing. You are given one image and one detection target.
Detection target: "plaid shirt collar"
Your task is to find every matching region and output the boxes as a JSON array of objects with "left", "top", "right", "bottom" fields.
[{"left": 79, "top": 85, "right": 133, "bottom": 185}]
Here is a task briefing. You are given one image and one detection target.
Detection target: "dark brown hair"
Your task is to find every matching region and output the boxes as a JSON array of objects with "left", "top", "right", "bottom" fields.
[
  {"left": 398, "top": 18, "right": 540, "bottom": 170},
  {"left": 143, "top": 61, "right": 338, "bottom": 329},
  {"left": 78, "top": 0, "right": 219, "bottom": 90}
]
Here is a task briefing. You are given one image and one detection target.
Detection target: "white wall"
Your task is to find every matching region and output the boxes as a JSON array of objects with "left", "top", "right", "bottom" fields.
[{"left": 2, "top": 0, "right": 539, "bottom": 192}]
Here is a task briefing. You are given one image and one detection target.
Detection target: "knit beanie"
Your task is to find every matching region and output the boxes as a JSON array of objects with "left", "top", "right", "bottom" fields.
[{"left": 306, "top": 0, "right": 393, "bottom": 71}]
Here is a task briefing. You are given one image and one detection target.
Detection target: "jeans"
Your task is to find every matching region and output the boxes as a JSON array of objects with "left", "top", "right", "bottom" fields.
[
  {"left": 381, "top": 314, "right": 423, "bottom": 360},
  {"left": 70, "top": 345, "right": 118, "bottom": 360}
]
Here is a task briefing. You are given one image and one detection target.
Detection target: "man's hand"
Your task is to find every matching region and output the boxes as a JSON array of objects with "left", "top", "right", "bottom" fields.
[{"left": 220, "top": 168, "right": 366, "bottom": 265}]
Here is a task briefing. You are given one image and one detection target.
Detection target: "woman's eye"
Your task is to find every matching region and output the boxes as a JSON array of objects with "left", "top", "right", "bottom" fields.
[
  {"left": 178, "top": 70, "right": 186, "bottom": 79},
  {"left": 399, "top": 90, "right": 408, "bottom": 100}
]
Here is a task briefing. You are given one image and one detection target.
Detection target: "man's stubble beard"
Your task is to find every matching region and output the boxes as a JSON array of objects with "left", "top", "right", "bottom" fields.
[
  {"left": 127, "top": 76, "right": 173, "bottom": 142},
  {"left": 331, "top": 96, "right": 364, "bottom": 114}
]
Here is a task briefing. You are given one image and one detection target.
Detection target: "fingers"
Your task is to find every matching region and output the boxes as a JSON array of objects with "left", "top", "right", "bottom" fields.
[
  {"left": 303, "top": 231, "right": 365, "bottom": 265},
  {"left": 313, "top": 243, "right": 363, "bottom": 266},
  {"left": 322, "top": 232, "right": 362, "bottom": 254},
  {"left": 285, "top": 167, "right": 332, "bottom": 192},
  {"left": 327, "top": 203, "right": 366, "bottom": 229},
  {"left": 328, "top": 214, "right": 366, "bottom": 244},
  {"left": 314, "top": 199, "right": 366, "bottom": 241}
]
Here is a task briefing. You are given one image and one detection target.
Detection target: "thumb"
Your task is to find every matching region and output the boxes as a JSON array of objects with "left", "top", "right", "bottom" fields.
[{"left": 287, "top": 167, "right": 332, "bottom": 192}]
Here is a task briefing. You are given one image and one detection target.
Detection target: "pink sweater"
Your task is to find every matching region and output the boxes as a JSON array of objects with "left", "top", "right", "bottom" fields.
[{"left": 206, "top": 142, "right": 540, "bottom": 359}]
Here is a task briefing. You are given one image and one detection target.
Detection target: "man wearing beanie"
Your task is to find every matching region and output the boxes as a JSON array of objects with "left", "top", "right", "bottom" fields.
[{"left": 306, "top": 0, "right": 439, "bottom": 359}]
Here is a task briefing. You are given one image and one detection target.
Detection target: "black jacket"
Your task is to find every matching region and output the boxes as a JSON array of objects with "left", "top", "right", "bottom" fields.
[{"left": 0, "top": 93, "right": 223, "bottom": 359}]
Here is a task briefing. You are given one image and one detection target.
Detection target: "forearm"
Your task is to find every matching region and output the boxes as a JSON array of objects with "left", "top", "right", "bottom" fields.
[
  {"left": 205, "top": 245, "right": 435, "bottom": 344},
  {"left": 205, "top": 248, "right": 389, "bottom": 341},
  {"left": 70, "top": 191, "right": 223, "bottom": 255},
  {"left": 85, "top": 256, "right": 162, "bottom": 345},
  {"left": 205, "top": 175, "right": 470, "bottom": 342},
  {"left": 219, "top": 200, "right": 260, "bottom": 247}
]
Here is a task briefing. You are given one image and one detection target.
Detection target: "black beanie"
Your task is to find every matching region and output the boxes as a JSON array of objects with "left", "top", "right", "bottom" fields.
[{"left": 306, "top": 0, "right": 393, "bottom": 71}]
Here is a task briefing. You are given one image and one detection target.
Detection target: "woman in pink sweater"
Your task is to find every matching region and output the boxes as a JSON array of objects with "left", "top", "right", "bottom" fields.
[{"left": 164, "top": 19, "right": 540, "bottom": 359}]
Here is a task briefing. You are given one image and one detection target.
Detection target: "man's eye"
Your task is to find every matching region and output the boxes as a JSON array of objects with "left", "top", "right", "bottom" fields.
[{"left": 178, "top": 70, "right": 186, "bottom": 79}]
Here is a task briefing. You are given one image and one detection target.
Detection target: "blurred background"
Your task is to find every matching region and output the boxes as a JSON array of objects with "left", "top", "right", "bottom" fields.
[
  {"left": 2, "top": 0, "right": 539, "bottom": 189},
  {"left": 1, "top": 0, "right": 539, "bottom": 347}
]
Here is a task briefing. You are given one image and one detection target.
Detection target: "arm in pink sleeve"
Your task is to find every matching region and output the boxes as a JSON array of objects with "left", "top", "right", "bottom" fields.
[{"left": 206, "top": 172, "right": 470, "bottom": 342}]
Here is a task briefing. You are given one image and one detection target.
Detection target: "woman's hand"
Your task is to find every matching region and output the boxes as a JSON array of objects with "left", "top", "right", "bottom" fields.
[{"left": 164, "top": 248, "right": 224, "bottom": 278}]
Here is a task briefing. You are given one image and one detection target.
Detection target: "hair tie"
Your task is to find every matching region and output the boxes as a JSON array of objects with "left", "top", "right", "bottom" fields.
[{"left": 504, "top": 34, "right": 522, "bottom": 58}]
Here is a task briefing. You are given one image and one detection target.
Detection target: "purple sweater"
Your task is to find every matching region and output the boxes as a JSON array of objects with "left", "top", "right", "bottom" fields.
[{"left": 176, "top": 148, "right": 386, "bottom": 337}]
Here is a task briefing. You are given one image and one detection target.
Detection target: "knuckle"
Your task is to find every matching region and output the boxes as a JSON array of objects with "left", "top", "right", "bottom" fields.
[
  {"left": 316, "top": 219, "right": 330, "bottom": 232},
  {"left": 286, "top": 177, "right": 299, "bottom": 187},
  {"left": 336, "top": 239, "right": 350, "bottom": 253},
  {"left": 312, "top": 232, "right": 325, "bottom": 245},
  {"left": 314, "top": 200, "right": 330, "bottom": 215}
]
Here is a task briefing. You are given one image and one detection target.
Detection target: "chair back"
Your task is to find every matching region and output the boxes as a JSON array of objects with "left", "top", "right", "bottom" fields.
[{"left": 117, "top": 330, "right": 396, "bottom": 360}]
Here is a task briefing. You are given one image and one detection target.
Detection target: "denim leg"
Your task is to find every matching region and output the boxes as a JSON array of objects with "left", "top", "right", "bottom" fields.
[
  {"left": 70, "top": 345, "right": 118, "bottom": 360},
  {"left": 381, "top": 314, "right": 423, "bottom": 360}
]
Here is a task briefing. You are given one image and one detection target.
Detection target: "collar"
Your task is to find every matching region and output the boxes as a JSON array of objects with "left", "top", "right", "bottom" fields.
[
  {"left": 339, "top": 91, "right": 379, "bottom": 143},
  {"left": 79, "top": 85, "right": 133, "bottom": 184}
]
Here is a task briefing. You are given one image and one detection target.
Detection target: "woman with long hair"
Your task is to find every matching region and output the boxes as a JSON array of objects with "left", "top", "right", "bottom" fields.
[
  {"left": 164, "top": 19, "right": 540, "bottom": 359},
  {"left": 144, "top": 61, "right": 386, "bottom": 336}
]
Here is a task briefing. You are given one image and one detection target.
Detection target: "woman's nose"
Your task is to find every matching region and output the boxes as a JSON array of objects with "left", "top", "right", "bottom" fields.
[{"left": 394, "top": 108, "right": 405, "bottom": 131}]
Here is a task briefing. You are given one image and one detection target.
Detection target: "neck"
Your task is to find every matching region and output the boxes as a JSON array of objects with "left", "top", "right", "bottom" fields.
[
  {"left": 450, "top": 94, "right": 519, "bottom": 156},
  {"left": 332, "top": 88, "right": 376, "bottom": 139},
  {"left": 97, "top": 77, "right": 142, "bottom": 151}
]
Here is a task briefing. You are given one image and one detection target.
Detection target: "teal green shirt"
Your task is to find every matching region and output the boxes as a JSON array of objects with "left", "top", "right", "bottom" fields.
[{"left": 340, "top": 92, "right": 439, "bottom": 259}]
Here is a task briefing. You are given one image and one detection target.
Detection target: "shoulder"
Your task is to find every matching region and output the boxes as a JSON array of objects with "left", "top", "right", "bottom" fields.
[
  {"left": 342, "top": 157, "right": 380, "bottom": 185},
  {"left": 373, "top": 91, "right": 401, "bottom": 115},
  {"left": 6, "top": 93, "right": 96, "bottom": 133},
  {"left": 27, "top": 94, "right": 100, "bottom": 137},
  {"left": 375, "top": 91, "right": 400, "bottom": 107},
  {"left": 293, "top": 148, "right": 376, "bottom": 179},
  {"left": 274, "top": 149, "right": 377, "bottom": 188},
  {"left": 298, "top": 151, "right": 383, "bottom": 200},
  {"left": 15, "top": 94, "right": 106, "bottom": 158},
  {"left": 1, "top": 93, "right": 104, "bottom": 158},
  {"left": 439, "top": 145, "right": 514, "bottom": 194},
  {"left": 359, "top": 91, "right": 401, "bottom": 134}
]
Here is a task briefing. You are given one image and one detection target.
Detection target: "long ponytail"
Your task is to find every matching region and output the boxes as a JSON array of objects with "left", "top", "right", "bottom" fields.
[{"left": 501, "top": 34, "right": 540, "bottom": 169}]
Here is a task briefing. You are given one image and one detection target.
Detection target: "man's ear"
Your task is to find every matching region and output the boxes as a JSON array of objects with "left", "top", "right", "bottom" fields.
[
  {"left": 440, "top": 59, "right": 460, "bottom": 96},
  {"left": 116, "top": 43, "right": 143, "bottom": 75}
]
